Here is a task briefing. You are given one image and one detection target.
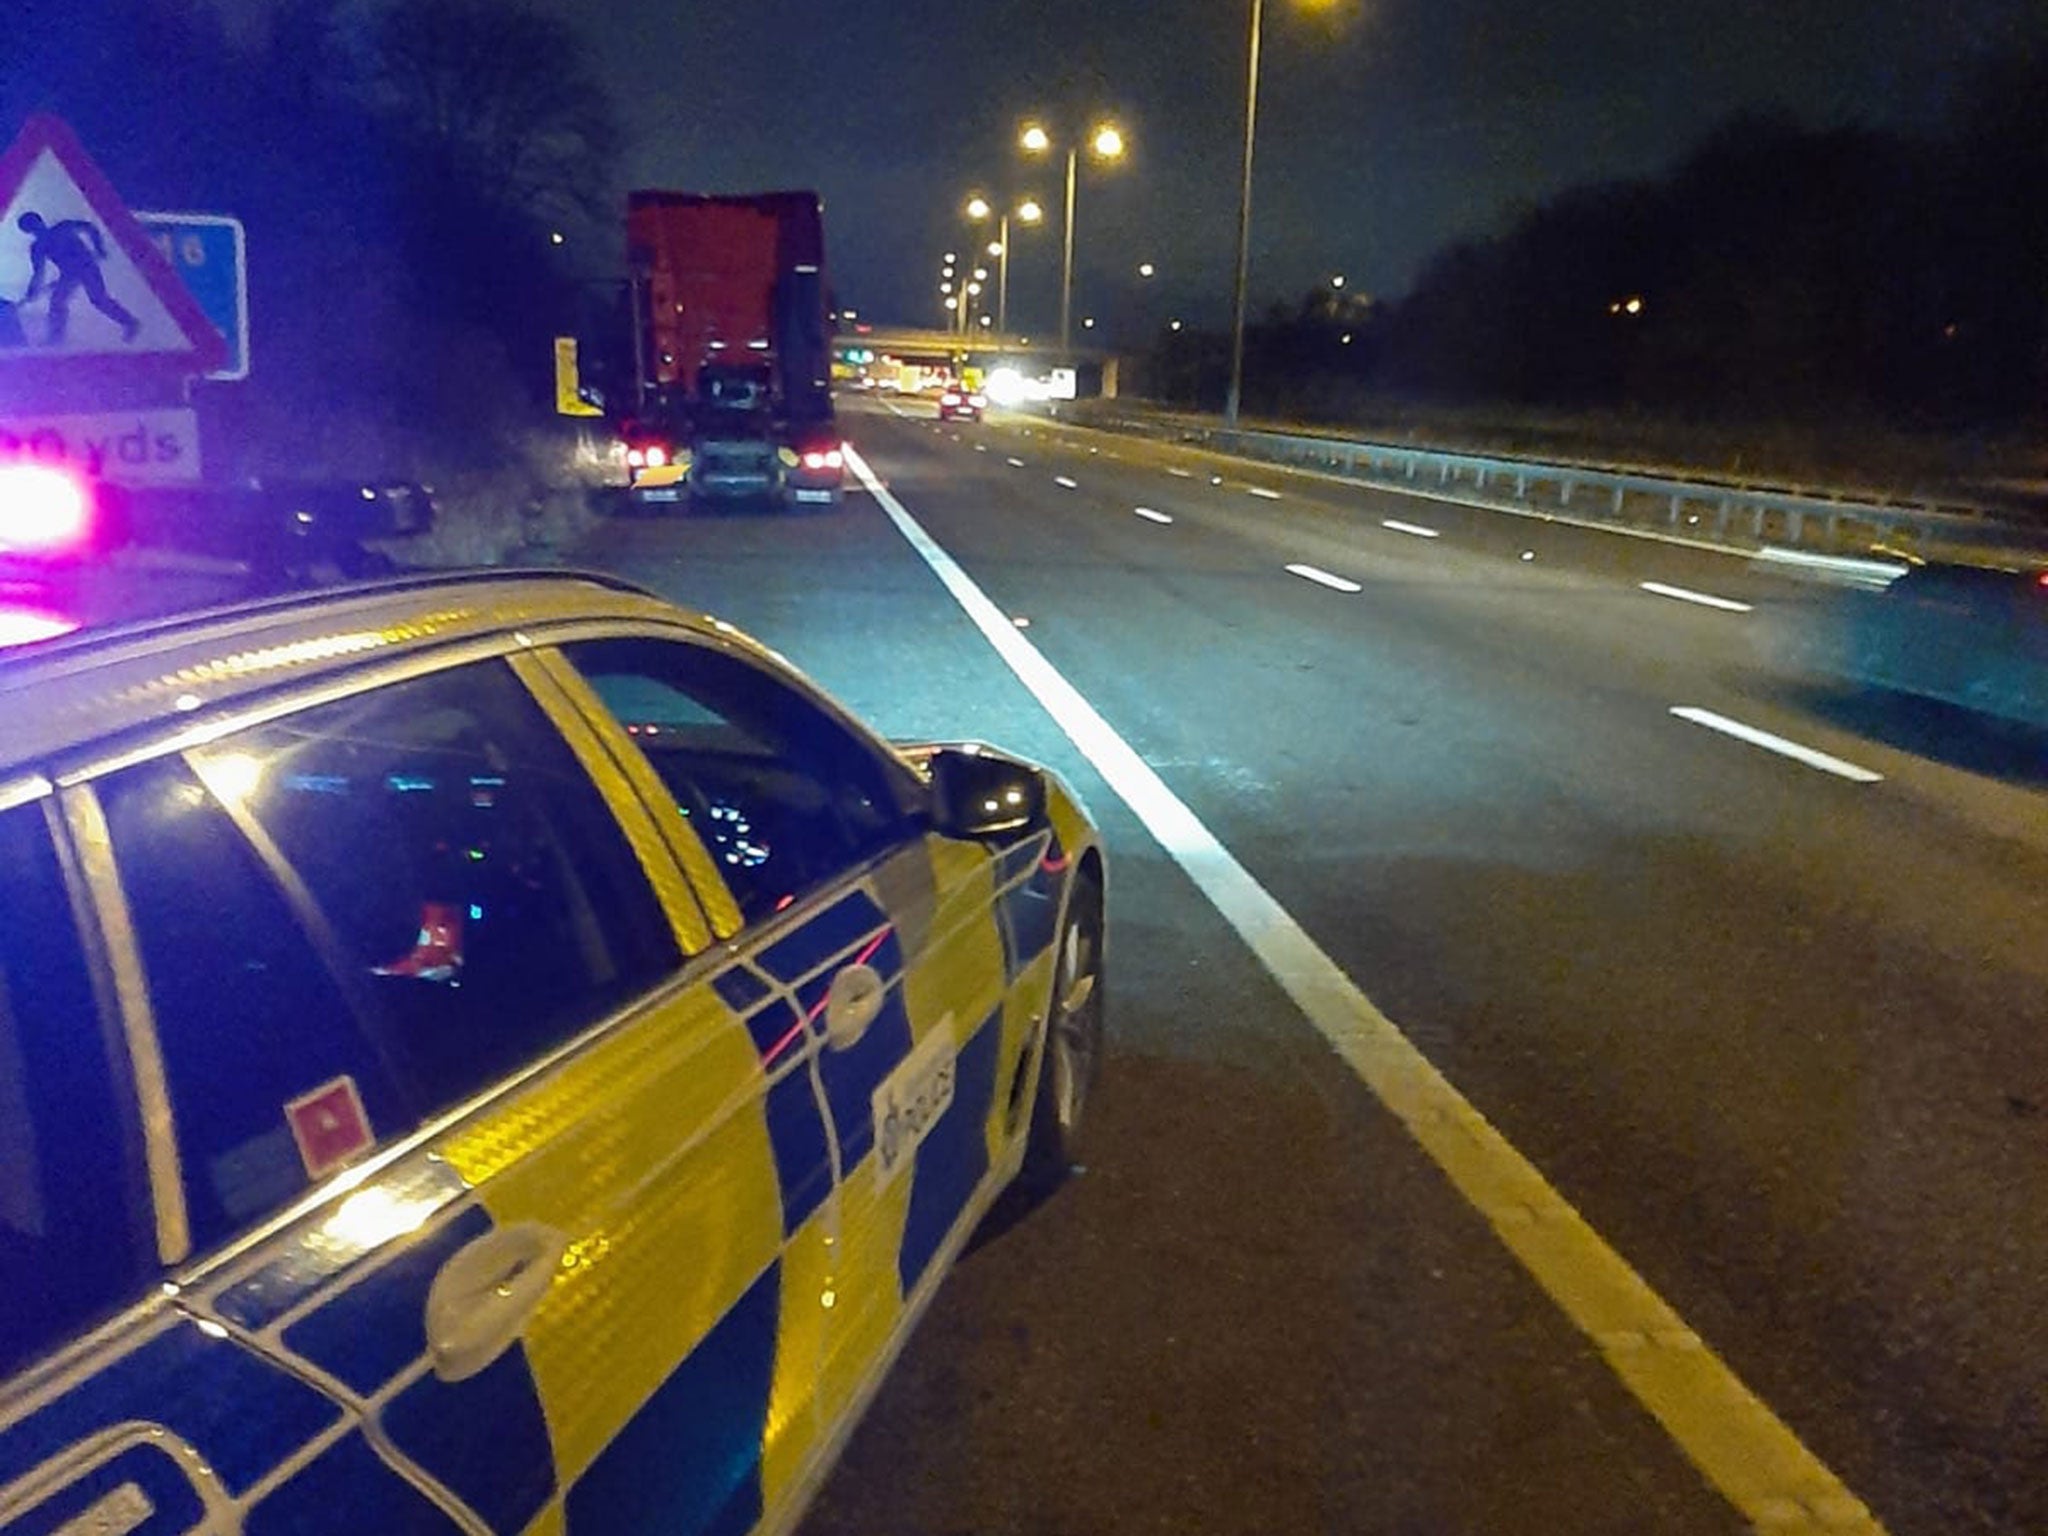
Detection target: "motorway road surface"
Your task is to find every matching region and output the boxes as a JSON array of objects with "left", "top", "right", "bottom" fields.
[{"left": 577, "top": 396, "right": 2048, "bottom": 1536}]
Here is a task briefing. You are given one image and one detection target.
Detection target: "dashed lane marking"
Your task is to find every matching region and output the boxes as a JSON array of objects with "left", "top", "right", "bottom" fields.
[
  {"left": 1670, "top": 707, "right": 1882, "bottom": 782},
  {"left": 1285, "top": 563, "right": 1362, "bottom": 593},
  {"left": 1641, "top": 582, "right": 1753, "bottom": 613}
]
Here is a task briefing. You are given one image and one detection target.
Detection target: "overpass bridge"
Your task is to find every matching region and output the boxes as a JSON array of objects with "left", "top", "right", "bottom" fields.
[{"left": 834, "top": 325, "right": 1116, "bottom": 382}]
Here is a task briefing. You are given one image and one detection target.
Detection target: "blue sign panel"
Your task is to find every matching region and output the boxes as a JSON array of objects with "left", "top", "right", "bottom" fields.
[{"left": 136, "top": 211, "right": 248, "bottom": 380}]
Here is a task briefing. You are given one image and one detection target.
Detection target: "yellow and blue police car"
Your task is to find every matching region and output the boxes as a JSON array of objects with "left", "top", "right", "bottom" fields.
[{"left": 0, "top": 569, "right": 1105, "bottom": 1535}]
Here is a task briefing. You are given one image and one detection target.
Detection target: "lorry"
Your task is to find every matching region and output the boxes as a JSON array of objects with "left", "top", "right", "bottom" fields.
[{"left": 618, "top": 190, "right": 844, "bottom": 511}]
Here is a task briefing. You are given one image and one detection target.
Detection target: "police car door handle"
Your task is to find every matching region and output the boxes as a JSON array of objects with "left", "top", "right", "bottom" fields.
[
  {"left": 824, "top": 962, "right": 886, "bottom": 1050},
  {"left": 424, "top": 1221, "right": 565, "bottom": 1383}
]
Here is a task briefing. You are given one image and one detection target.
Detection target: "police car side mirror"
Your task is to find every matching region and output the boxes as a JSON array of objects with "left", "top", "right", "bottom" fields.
[{"left": 926, "top": 745, "right": 1048, "bottom": 840}]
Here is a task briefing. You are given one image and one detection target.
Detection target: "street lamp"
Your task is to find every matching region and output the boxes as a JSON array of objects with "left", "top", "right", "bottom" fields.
[
  {"left": 1229, "top": 0, "right": 1336, "bottom": 424},
  {"left": 1021, "top": 119, "right": 1126, "bottom": 352},
  {"left": 965, "top": 194, "right": 1044, "bottom": 337}
]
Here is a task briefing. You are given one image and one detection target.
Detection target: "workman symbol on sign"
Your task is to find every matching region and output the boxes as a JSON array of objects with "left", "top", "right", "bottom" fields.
[{"left": 13, "top": 210, "right": 140, "bottom": 346}]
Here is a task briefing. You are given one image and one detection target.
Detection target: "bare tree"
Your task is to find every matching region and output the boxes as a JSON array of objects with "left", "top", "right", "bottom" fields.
[{"left": 355, "top": 0, "right": 620, "bottom": 228}]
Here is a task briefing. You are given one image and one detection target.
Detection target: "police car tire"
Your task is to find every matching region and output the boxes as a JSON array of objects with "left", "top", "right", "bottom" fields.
[{"left": 1021, "top": 872, "right": 1104, "bottom": 1193}]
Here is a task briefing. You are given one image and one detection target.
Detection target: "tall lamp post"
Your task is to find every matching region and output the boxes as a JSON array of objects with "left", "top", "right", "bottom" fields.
[
  {"left": 965, "top": 194, "right": 1044, "bottom": 337},
  {"left": 1228, "top": 0, "right": 1332, "bottom": 424},
  {"left": 1225, "top": 0, "right": 1264, "bottom": 426},
  {"left": 1021, "top": 120, "right": 1126, "bottom": 353}
]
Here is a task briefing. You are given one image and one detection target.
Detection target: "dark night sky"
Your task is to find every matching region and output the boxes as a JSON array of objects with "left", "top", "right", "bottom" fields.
[{"left": 228, "top": 0, "right": 2042, "bottom": 335}]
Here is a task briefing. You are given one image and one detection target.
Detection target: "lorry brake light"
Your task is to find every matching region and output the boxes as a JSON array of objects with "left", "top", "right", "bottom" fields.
[{"left": 0, "top": 464, "right": 92, "bottom": 555}]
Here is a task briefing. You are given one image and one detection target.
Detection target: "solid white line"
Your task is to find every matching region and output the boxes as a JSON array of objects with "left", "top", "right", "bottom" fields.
[
  {"left": 1133, "top": 507, "right": 1174, "bottom": 524},
  {"left": 1054, "top": 476, "right": 1079, "bottom": 489},
  {"left": 1670, "top": 707, "right": 1883, "bottom": 782},
  {"left": 1167, "top": 467, "right": 1194, "bottom": 478},
  {"left": 1247, "top": 486, "right": 1283, "bottom": 500},
  {"left": 1640, "top": 581, "right": 1753, "bottom": 613},
  {"left": 1006, "top": 457, "right": 1026, "bottom": 468},
  {"left": 840, "top": 442, "right": 1886, "bottom": 1536},
  {"left": 1382, "top": 518, "right": 1441, "bottom": 539},
  {"left": 1285, "top": 563, "right": 1362, "bottom": 593}
]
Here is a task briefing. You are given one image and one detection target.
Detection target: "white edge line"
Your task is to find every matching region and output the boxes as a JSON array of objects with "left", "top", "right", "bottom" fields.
[
  {"left": 1670, "top": 707, "right": 1883, "bottom": 782},
  {"left": 1006, "top": 457, "right": 1027, "bottom": 468},
  {"left": 1381, "top": 519, "right": 1441, "bottom": 539},
  {"left": 1167, "top": 467, "right": 1194, "bottom": 478},
  {"left": 1247, "top": 486, "right": 1283, "bottom": 500},
  {"left": 1133, "top": 507, "right": 1173, "bottom": 524},
  {"left": 1640, "top": 581, "right": 1753, "bottom": 613},
  {"left": 1284, "top": 562, "right": 1362, "bottom": 593},
  {"left": 841, "top": 441, "right": 1888, "bottom": 1536},
  {"left": 1054, "top": 476, "right": 1079, "bottom": 489}
]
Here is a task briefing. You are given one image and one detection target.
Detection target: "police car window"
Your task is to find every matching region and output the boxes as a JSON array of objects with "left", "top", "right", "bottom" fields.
[
  {"left": 205, "top": 660, "right": 680, "bottom": 1116},
  {"left": 558, "top": 637, "right": 913, "bottom": 925},
  {"left": 100, "top": 760, "right": 414, "bottom": 1252},
  {"left": 0, "top": 801, "right": 145, "bottom": 1376}
]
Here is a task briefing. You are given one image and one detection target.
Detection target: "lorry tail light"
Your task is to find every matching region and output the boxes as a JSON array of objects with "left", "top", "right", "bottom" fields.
[
  {"left": 801, "top": 448, "right": 844, "bottom": 471},
  {"left": 626, "top": 447, "right": 646, "bottom": 468},
  {"left": 646, "top": 445, "right": 669, "bottom": 467},
  {"left": 0, "top": 464, "right": 92, "bottom": 555}
]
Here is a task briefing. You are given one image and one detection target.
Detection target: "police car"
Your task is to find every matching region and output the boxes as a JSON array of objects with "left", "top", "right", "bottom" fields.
[{"left": 0, "top": 569, "right": 1106, "bottom": 1535}]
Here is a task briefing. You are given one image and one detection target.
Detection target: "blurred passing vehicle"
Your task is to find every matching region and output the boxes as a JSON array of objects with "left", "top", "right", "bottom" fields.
[
  {"left": 1763, "top": 559, "right": 2048, "bottom": 729},
  {"left": 0, "top": 570, "right": 1105, "bottom": 1536}
]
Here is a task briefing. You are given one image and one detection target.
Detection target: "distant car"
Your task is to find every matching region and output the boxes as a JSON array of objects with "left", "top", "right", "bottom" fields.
[
  {"left": 938, "top": 385, "right": 986, "bottom": 422},
  {"left": 1769, "top": 559, "right": 2048, "bottom": 728},
  {"left": 0, "top": 569, "right": 1107, "bottom": 1536}
]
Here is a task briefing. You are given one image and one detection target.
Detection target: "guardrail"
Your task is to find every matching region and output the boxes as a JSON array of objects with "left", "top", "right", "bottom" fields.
[{"left": 1049, "top": 402, "right": 2048, "bottom": 566}]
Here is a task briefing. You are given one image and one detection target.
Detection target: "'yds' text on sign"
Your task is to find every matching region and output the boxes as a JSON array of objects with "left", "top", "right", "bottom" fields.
[{"left": 0, "top": 408, "right": 201, "bottom": 484}]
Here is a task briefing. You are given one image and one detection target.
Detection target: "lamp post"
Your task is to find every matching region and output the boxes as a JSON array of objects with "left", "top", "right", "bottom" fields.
[
  {"left": 1225, "top": 0, "right": 1264, "bottom": 426},
  {"left": 1228, "top": 0, "right": 1332, "bottom": 424},
  {"left": 965, "top": 195, "right": 1044, "bottom": 338},
  {"left": 1021, "top": 121, "right": 1125, "bottom": 353}
]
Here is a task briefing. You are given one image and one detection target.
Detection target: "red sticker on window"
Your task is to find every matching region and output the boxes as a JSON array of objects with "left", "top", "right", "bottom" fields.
[{"left": 285, "top": 1075, "right": 373, "bottom": 1180}]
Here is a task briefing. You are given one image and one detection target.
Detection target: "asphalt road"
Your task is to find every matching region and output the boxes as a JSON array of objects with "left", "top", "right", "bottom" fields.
[{"left": 577, "top": 395, "right": 2048, "bottom": 1536}]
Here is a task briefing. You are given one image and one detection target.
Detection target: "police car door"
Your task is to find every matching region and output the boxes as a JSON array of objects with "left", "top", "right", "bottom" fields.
[
  {"left": 0, "top": 780, "right": 464, "bottom": 1536},
  {"left": 71, "top": 655, "right": 782, "bottom": 1536},
  {"left": 542, "top": 634, "right": 1036, "bottom": 1488}
]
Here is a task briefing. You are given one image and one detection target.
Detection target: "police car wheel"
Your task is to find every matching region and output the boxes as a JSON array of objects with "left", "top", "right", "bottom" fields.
[{"left": 1022, "top": 872, "right": 1104, "bottom": 1192}]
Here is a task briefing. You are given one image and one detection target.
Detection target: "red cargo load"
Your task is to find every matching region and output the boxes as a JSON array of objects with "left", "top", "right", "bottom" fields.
[{"left": 628, "top": 191, "right": 826, "bottom": 398}]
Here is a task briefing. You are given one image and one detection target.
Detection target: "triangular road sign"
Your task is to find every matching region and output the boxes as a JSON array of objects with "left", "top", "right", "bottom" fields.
[{"left": 0, "top": 115, "right": 227, "bottom": 383}]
